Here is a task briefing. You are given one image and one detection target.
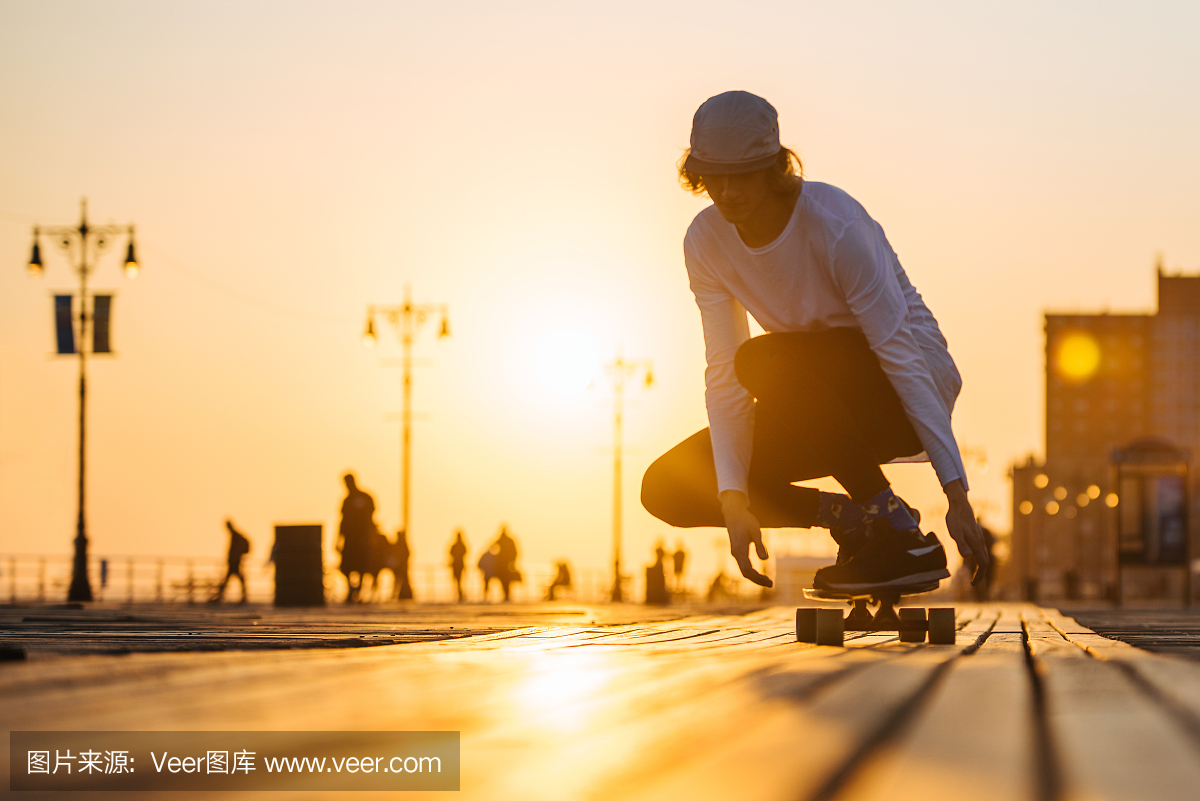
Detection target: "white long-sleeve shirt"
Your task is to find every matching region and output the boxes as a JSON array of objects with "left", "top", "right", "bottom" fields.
[{"left": 684, "top": 181, "right": 966, "bottom": 497}]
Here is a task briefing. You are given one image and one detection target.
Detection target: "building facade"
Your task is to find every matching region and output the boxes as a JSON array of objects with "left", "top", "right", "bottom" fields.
[{"left": 1009, "top": 269, "right": 1200, "bottom": 601}]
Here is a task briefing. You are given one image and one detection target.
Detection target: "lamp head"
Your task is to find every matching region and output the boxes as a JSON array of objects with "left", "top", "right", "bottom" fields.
[
  {"left": 438, "top": 315, "right": 451, "bottom": 339},
  {"left": 362, "top": 316, "right": 377, "bottom": 347},
  {"left": 123, "top": 238, "right": 139, "bottom": 279},
  {"left": 28, "top": 231, "right": 43, "bottom": 279}
]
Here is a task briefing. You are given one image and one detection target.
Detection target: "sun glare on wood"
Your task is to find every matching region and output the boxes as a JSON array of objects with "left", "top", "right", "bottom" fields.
[{"left": 513, "top": 652, "right": 613, "bottom": 733}]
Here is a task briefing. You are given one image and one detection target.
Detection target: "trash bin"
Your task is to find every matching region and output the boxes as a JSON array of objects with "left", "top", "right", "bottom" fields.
[{"left": 273, "top": 524, "right": 325, "bottom": 607}]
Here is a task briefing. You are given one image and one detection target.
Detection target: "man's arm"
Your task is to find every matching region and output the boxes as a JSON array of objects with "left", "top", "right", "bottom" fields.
[
  {"left": 686, "top": 238, "right": 755, "bottom": 499},
  {"left": 831, "top": 220, "right": 968, "bottom": 495},
  {"left": 832, "top": 221, "right": 990, "bottom": 579},
  {"left": 685, "top": 234, "right": 766, "bottom": 587},
  {"left": 719, "top": 490, "right": 772, "bottom": 587}
]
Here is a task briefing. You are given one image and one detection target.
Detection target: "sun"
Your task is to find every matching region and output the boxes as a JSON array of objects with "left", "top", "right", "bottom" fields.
[
  {"left": 526, "top": 325, "right": 604, "bottom": 398},
  {"left": 508, "top": 305, "right": 607, "bottom": 404},
  {"left": 476, "top": 264, "right": 618, "bottom": 412}
]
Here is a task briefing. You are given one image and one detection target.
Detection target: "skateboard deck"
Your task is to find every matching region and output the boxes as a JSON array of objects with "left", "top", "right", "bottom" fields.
[{"left": 801, "top": 579, "right": 941, "bottom": 603}]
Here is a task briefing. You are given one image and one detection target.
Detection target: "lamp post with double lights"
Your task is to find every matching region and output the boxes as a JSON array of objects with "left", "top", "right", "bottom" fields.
[
  {"left": 25, "top": 198, "right": 139, "bottom": 602},
  {"left": 603, "top": 348, "right": 654, "bottom": 602},
  {"left": 362, "top": 285, "right": 450, "bottom": 538}
]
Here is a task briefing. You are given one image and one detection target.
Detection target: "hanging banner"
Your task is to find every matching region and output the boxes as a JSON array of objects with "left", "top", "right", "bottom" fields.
[
  {"left": 54, "top": 295, "right": 75, "bottom": 355},
  {"left": 93, "top": 294, "right": 113, "bottom": 354}
]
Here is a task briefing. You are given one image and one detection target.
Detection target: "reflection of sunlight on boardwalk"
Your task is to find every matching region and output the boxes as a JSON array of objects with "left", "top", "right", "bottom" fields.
[
  {"left": 6, "top": 604, "right": 1200, "bottom": 799},
  {"left": 512, "top": 651, "right": 613, "bottom": 733}
]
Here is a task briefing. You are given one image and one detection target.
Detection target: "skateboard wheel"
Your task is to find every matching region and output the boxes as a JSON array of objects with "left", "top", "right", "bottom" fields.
[
  {"left": 796, "top": 608, "right": 818, "bottom": 643},
  {"left": 898, "top": 607, "right": 927, "bottom": 643},
  {"left": 815, "top": 608, "right": 844, "bottom": 647},
  {"left": 928, "top": 607, "right": 956, "bottom": 644}
]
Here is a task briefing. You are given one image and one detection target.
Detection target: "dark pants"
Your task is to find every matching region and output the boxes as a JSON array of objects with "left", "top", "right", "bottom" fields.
[{"left": 641, "top": 330, "right": 923, "bottom": 529}]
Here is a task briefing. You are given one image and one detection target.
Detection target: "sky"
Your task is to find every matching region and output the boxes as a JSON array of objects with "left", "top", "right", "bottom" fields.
[{"left": 1, "top": 0, "right": 1199, "bottom": 589}]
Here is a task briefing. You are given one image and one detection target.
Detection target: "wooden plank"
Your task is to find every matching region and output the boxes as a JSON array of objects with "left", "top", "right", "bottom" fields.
[
  {"left": 993, "top": 604, "right": 1028, "bottom": 633},
  {"left": 1022, "top": 608, "right": 1080, "bottom": 659},
  {"left": 833, "top": 652, "right": 1036, "bottom": 801},
  {"left": 410, "top": 632, "right": 918, "bottom": 800},
  {"left": 612, "top": 629, "right": 789, "bottom": 652},
  {"left": 1112, "top": 657, "right": 1200, "bottom": 747},
  {"left": 461, "top": 609, "right": 986, "bottom": 798},
  {"left": 473, "top": 647, "right": 906, "bottom": 801},
  {"left": 1040, "top": 607, "right": 1200, "bottom": 749},
  {"left": 1064, "top": 609, "right": 1200, "bottom": 658},
  {"left": 1026, "top": 612, "right": 1200, "bottom": 801},
  {"left": 599, "top": 635, "right": 983, "bottom": 801},
  {"left": 814, "top": 609, "right": 1034, "bottom": 801}
]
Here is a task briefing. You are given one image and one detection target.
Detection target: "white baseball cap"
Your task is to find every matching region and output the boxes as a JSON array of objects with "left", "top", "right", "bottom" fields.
[{"left": 684, "top": 91, "right": 782, "bottom": 175}]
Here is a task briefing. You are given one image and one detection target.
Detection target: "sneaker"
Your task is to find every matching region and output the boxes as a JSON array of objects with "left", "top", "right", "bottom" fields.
[
  {"left": 829, "top": 502, "right": 921, "bottom": 566},
  {"left": 814, "top": 517, "right": 949, "bottom": 593},
  {"left": 830, "top": 525, "right": 869, "bottom": 566}
]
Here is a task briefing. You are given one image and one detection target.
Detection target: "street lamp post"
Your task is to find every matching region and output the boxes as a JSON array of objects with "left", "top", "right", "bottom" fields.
[
  {"left": 603, "top": 347, "right": 653, "bottom": 603},
  {"left": 362, "top": 284, "right": 450, "bottom": 537},
  {"left": 25, "top": 198, "right": 139, "bottom": 602}
]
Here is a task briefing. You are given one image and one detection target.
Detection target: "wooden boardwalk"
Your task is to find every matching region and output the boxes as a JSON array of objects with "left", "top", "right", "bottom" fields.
[{"left": 4, "top": 603, "right": 1200, "bottom": 799}]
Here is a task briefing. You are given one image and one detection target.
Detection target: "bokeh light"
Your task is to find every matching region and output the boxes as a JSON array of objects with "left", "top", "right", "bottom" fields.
[{"left": 1055, "top": 332, "right": 1102, "bottom": 382}]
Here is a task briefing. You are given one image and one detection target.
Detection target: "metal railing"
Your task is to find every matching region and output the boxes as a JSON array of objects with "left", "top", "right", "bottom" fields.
[{"left": 0, "top": 554, "right": 721, "bottom": 605}]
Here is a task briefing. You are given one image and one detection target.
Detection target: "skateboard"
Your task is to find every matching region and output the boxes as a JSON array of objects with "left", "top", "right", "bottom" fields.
[{"left": 796, "top": 581, "right": 955, "bottom": 646}]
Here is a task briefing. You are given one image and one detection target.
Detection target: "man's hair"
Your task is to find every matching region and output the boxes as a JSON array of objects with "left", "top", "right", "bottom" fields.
[{"left": 677, "top": 146, "right": 804, "bottom": 196}]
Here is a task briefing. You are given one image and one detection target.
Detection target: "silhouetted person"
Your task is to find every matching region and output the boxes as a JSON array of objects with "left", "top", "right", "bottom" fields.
[
  {"left": 354, "top": 526, "right": 389, "bottom": 602},
  {"left": 706, "top": 570, "right": 730, "bottom": 602},
  {"left": 478, "top": 546, "right": 498, "bottom": 600},
  {"left": 645, "top": 544, "right": 670, "bottom": 604},
  {"left": 546, "top": 561, "right": 572, "bottom": 601},
  {"left": 212, "top": 520, "right": 250, "bottom": 604},
  {"left": 392, "top": 529, "right": 413, "bottom": 600},
  {"left": 449, "top": 529, "right": 467, "bottom": 602},
  {"left": 337, "top": 473, "right": 377, "bottom": 603},
  {"left": 489, "top": 525, "right": 521, "bottom": 601},
  {"left": 640, "top": 91, "right": 988, "bottom": 595},
  {"left": 672, "top": 541, "right": 687, "bottom": 592}
]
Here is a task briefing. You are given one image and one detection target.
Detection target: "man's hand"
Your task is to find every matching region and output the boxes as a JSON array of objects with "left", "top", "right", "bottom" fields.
[
  {"left": 943, "top": 479, "right": 990, "bottom": 585},
  {"left": 720, "top": 491, "right": 773, "bottom": 588}
]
